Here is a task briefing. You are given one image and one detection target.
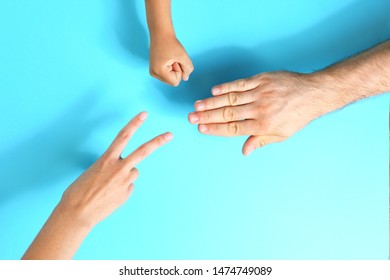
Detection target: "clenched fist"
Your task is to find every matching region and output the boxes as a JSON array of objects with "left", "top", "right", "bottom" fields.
[{"left": 149, "top": 35, "right": 194, "bottom": 86}]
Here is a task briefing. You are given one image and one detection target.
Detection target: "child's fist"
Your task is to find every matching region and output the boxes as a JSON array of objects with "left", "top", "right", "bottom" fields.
[{"left": 149, "top": 36, "right": 194, "bottom": 87}]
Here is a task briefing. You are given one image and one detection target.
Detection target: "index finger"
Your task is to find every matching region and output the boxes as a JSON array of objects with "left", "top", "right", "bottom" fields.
[
  {"left": 124, "top": 132, "right": 173, "bottom": 167},
  {"left": 104, "top": 112, "right": 148, "bottom": 159},
  {"left": 211, "top": 75, "right": 260, "bottom": 96}
]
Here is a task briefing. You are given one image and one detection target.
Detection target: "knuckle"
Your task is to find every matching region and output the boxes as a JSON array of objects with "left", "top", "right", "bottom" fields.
[
  {"left": 117, "top": 129, "right": 130, "bottom": 141},
  {"left": 223, "top": 107, "right": 236, "bottom": 121},
  {"left": 247, "top": 90, "right": 257, "bottom": 100},
  {"left": 201, "top": 111, "right": 210, "bottom": 121},
  {"left": 257, "top": 137, "right": 266, "bottom": 147},
  {"left": 237, "top": 79, "right": 247, "bottom": 89},
  {"left": 99, "top": 155, "right": 112, "bottom": 168},
  {"left": 257, "top": 119, "right": 270, "bottom": 133},
  {"left": 227, "top": 122, "right": 240, "bottom": 135},
  {"left": 186, "top": 62, "right": 194, "bottom": 72},
  {"left": 228, "top": 92, "right": 239, "bottom": 106},
  {"left": 210, "top": 98, "right": 216, "bottom": 108},
  {"left": 137, "top": 145, "right": 149, "bottom": 158},
  {"left": 247, "top": 103, "right": 259, "bottom": 116},
  {"left": 258, "top": 73, "right": 273, "bottom": 85},
  {"left": 113, "top": 164, "right": 124, "bottom": 176},
  {"left": 131, "top": 168, "right": 139, "bottom": 179},
  {"left": 249, "top": 74, "right": 260, "bottom": 83},
  {"left": 254, "top": 99, "right": 270, "bottom": 114},
  {"left": 204, "top": 98, "right": 214, "bottom": 109},
  {"left": 150, "top": 65, "right": 166, "bottom": 78},
  {"left": 132, "top": 167, "right": 139, "bottom": 175}
]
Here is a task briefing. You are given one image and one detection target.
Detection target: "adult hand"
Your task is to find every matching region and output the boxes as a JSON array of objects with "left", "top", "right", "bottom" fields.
[
  {"left": 188, "top": 71, "right": 332, "bottom": 156},
  {"left": 149, "top": 35, "right": 194, "bottom": 86},
  {"left": 60, "top": 111, "right": 173, "bottom": 228}
]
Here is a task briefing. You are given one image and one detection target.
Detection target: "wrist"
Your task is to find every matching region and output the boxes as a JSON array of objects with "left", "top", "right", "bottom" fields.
[
  {"left": 149, "top": 28, "right": 176, "bottom": 43},
  {"left": 305, "top": 71, "right": 354, "bottom": 115},
  {"left": 56, "top": 198, "right": 94, "bottom": 233},
  {"left": 23, "top": 201, "right": 93, "bottom": 260}
]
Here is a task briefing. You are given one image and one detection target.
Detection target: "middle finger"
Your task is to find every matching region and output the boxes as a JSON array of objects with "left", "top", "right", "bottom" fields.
[
  {"left": 194, "top": 91, "right": 255, "bottom": 111},
  {"left": 188, "top": 104, "right": 253, "bottom": 124}
]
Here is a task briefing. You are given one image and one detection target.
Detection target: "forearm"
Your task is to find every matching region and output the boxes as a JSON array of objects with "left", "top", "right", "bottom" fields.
[
  {"left": 22, "top": 201, "right": 91, "bottom": 260},
  {"left": 145, "top": 0, "right": 175, "bottom": 39},
  {"left": 312, "top": 40, "right": 390, "bottom": 113}
]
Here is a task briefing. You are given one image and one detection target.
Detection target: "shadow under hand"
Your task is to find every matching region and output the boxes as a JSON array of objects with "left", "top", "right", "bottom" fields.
[
  {"left": 153, "top": 46, "right": 266, "bottom": 114},
  {"left": 115, "top": 0, "right": 149, "bottom": 62},
  {"left": 0, "top": 94, "right": 114, "bottom": 204}
]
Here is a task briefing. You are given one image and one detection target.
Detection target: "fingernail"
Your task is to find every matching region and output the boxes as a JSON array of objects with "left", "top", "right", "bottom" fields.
[
  {"left": 183, "top": 76, "right": 189, "bottom": 81},
  {"left": 212, "top": 87, "right": 221, "bottom": 95},
  {"left": 163, "top": 132, "right": 173, "bottom": 141},
  {"left": 189, "top": 113, "right": 199, "bottom": 124},
  {"left": 139, "top": 111, "right": 148, "bottom": 120},
  {"left": 195, "top": 101, "right": 205, "bottom": 110},
  {"left": 199, "top": 125, "right": 208, "bottom": 133}
]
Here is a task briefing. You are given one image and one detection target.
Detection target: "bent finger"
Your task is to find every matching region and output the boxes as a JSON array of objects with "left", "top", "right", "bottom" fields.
[
  {"left": 166, "top": 62, "right": 182, "bottom": 86},
  {"left": 128, "top": 167, "right": 139, "bottom": 182},
  {"left": 179, "top": 59, "right": 194, "bottom": 81},
  {"left": 127, "top": 183, "right": 135, "bottom": 197}
]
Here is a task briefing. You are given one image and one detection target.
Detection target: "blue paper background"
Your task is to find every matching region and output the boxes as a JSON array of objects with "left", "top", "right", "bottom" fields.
[{"left": 0, "top": 0, "right": 389, "bottom": 259}]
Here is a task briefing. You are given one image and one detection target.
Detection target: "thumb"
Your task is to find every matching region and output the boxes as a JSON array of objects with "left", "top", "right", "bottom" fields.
[
  {"left": 166, "top": 62, "right": 182, "bottom": 87},
  {"left": 171, "top": 61, "right": 182, "bottom": 73},
  {"left": 242, "top": 135, "right": 285, "bottom": 156}
]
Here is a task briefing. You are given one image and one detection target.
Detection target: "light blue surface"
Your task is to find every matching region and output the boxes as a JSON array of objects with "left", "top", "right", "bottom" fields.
[{"left": 0, "top": 0, "right": 389, "bottom": 260}]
